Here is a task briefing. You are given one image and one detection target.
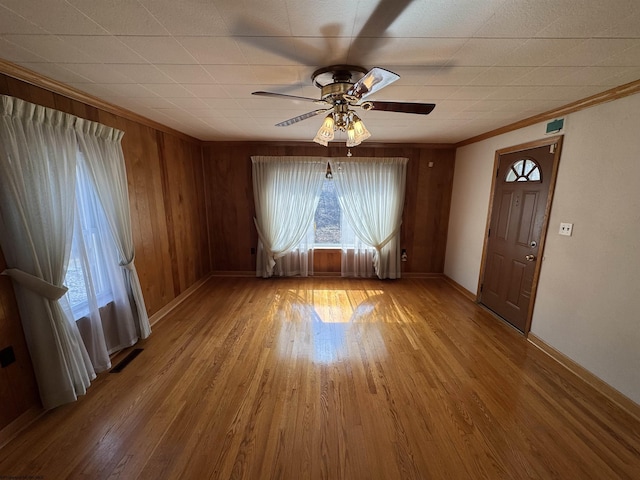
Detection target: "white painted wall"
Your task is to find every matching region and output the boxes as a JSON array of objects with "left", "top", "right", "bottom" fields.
[{"left": 445, "top": 93, "right": 640, "bottom": 404}]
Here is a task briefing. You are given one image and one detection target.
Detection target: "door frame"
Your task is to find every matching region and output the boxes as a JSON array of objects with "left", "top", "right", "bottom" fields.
[{"left": 477, "top": 135, "right": 564, "bottom": 334}]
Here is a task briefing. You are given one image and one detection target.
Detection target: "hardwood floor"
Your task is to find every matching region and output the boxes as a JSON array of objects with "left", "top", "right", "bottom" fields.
[{"left": 1, "top": 277, "right": 639, "bottom": 479}]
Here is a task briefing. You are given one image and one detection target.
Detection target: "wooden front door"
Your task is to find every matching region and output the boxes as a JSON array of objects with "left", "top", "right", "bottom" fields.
[{"left": 480, "top": 140, "right": 560, "bottom": 332}]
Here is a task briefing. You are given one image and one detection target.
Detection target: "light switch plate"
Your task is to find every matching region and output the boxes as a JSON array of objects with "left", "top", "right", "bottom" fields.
[{"left": 559, "top": 222, "right": 573, "bottom": 236}]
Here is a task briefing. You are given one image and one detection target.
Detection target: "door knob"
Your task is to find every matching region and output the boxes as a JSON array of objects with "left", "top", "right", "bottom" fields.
[{"left": 525, "top": 254, "right": 536, "bottom": 261}]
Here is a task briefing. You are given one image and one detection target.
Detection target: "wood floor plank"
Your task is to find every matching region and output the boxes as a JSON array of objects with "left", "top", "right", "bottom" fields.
[{"left": 1, "top": 277, "right": 639, "bottom": 479}]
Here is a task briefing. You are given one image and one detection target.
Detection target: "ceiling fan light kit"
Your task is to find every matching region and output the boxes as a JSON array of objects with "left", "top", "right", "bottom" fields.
[
  {"left": 314, "top": 107, "right": 371, "bottom": 147},
  {"left": 252, "top": 64, "right": 436, "bottom": 147}
]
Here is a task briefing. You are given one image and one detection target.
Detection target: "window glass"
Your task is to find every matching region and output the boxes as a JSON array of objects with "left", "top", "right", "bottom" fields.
[
  {"left": 64, "top": 163, "right": 114, "bottom": 319},
  {"left": 505, "top": 158, "right": 541, "bottom": 183},
  {"left": 314, "top": 179, "right": 341, "bottom": 245}
]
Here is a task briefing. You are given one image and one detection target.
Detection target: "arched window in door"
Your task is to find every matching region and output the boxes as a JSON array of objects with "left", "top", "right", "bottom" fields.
[{"left": 505, "top": 158, "right": 541, "bottom": 182}]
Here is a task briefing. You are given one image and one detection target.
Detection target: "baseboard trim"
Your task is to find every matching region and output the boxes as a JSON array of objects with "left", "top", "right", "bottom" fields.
[
  {"left": 0, "top": 406, "right": 45, "bottom": 450},
  {"left": 208, "top": 271, "right": 447, "bottom": 279},
  {"left": 443, "top": 275, "right": 477, "bottom": 302},
  {"left": 149, "top": 274, "right": 212, "bottom": 327},
  {"left": 527, "top": 333, "right": 640, "bottom": 422},
  {"left": 209, "top": 271, "right": 256, "bottom": 277},
  {"left": 311, "top": 272, "right": 444, "bottom": 279},
  {"left": 401, "top": 272, "right": 444, "bottom": 279}
]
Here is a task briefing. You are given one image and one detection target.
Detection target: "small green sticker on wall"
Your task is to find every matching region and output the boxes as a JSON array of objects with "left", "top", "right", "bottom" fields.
[{"left": 546, "top": 118, "right": 564, "bottom": 134}]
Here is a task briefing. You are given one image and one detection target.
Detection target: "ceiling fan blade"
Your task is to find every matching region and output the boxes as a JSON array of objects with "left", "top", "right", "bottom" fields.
[
  {"left": 363, "top": 101, "right": 436, "bottom": 115},
  {"left": 252, "top": 91, "right": 323, "bottom": 103},
  {"left": 350, "top": 0, "right": 415, "bottom": 61},
  {"left": 232, "top": 18, "right": 323, "bottom": 64},
  {"left": 275, "top": 109, "right": 330, "bottom": 127},
  {"left": 346, "top": 67, "right": 400, "bottom": 100}
]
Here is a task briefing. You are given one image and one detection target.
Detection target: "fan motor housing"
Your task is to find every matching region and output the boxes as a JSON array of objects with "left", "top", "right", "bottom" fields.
[
  {"left": 312, "top": 65, "right": 367, "bottom": 85},
  {"left": 320, "top": 82, "right": 352, "bottom": 103},
  {"left": 312, "top": 65, "right": 369, "bottom": 105}
]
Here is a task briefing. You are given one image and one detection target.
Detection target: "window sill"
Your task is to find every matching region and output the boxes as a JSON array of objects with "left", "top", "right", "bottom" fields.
[
  {"left": 75, "top": 300, "right": 115, "bottom": 326},
  {"left": 70, "top": 294, "right": 113, "bottom": 321}
]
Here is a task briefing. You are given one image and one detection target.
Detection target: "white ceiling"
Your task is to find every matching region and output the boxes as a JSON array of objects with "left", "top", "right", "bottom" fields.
[{"left": 1, "top": 0, "right": 639, "bottom": 144}]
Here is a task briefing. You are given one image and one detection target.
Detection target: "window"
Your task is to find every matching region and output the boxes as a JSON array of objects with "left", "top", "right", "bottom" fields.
[
  {"left": 313, "top": 178, "right": 341, "bottom": 246},
  {"left": 64, "top": 159, "right": 115, "bottom": 319},
  {"left": 311, "top": 178, "right": 362, "bottom": 250},
  {"left": 505, "top": 158, "right": 541, "bottom": 182}
]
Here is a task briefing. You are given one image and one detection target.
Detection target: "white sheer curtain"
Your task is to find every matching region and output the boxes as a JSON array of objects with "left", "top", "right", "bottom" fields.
[
  {"left": 341, "top": 215, "right": 375, "bottom": 277},
  {"left": 0, "top": 95, "right": 94, "bottom": 409},
  {"left": 329, "top": 157, "right": 407, "bottom": 279},
  {"left": 272, "top": 226, "right": 315, "bottom": 277},
  {"left": 75, "top": 120, "right": 150, "bottom": 339},
  {"left": 252, "top": 156, "right": 326, "bottom": 278},
  {"left": 62, "top": 158, "right": 138, "bottom": 372},
  {"left": 0, "top": 95, "right": 149, "bottom": 409}
]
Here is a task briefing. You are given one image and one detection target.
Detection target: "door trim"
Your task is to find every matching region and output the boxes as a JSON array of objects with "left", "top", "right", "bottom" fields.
[{"left": 477, "top": 135, "right": 564, "bottom": 334}]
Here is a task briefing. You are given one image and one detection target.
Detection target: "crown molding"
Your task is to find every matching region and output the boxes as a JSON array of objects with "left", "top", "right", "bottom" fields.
[
  {"left": 455, "top": 79, "right": 640, "bottom": 148},
  {"left": 202, "top": 140, "right": 455, "bottom": 149}
]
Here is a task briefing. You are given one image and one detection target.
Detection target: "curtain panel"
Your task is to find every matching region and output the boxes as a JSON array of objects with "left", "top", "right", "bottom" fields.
[
  {"left": 75, "top": 119, "right": 150, "bottom": 339},
  {"left": 252, "top": 156, "right": 326, "bottom": 278},
  {"left": 329, "top": 157, "right": 407, "bottom": 279},
  {"left": 0, "top": 95, "right": 94, "bottom": 408},
  {"left": 0, "top": 95, "right": 148, "bottom": 409},
  {"left": 66, "top": 164, "right": 138, "bottom": 372},
  {"left": 340, "top": 216, "right": 375, "bottom": 278}
]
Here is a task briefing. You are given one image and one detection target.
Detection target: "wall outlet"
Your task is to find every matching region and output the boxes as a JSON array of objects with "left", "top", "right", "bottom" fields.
[{"left": 559, "top": 222, "right": 573, "bottom": 236}]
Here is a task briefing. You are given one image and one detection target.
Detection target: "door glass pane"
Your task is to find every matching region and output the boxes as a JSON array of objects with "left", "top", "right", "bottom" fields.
[{"left": 505, "top": 158, "right": 541, "bottom": 183}]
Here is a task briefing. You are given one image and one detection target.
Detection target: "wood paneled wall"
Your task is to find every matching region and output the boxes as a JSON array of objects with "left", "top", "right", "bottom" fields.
[
  {"left": 0, "top": 249, "right": 39, "bottom": 431},
  {"left": 158, "top": 133, "right": 210, "bottom": 294},
  {"left": 314, "top": 250, "right": 342, "bottom": 274},
  {"left": 203, "top": 142, "right": 455, "bottom": 274},
  {"left": 0, "top": 73, "right": 210, "bottom": 430}
]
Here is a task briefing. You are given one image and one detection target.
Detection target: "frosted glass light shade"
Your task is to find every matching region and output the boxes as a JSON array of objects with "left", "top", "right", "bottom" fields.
[
  {"left": 352, "top": 115, "right": 371, "bottom": 144},
  {"left": 346, "top": 123, "right": 357, "bottom": 147},
  {"left": 313, "top": 114, "right": 335, "bottom": 146}
]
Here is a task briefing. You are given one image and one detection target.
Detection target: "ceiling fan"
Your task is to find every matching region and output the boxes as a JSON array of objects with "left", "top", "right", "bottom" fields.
[
  {"left": 239, "top": 0, "right": 437, "bottom": 146},
  {"left": 253, "top": 64, "right": 436, "bottom": 146}
]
